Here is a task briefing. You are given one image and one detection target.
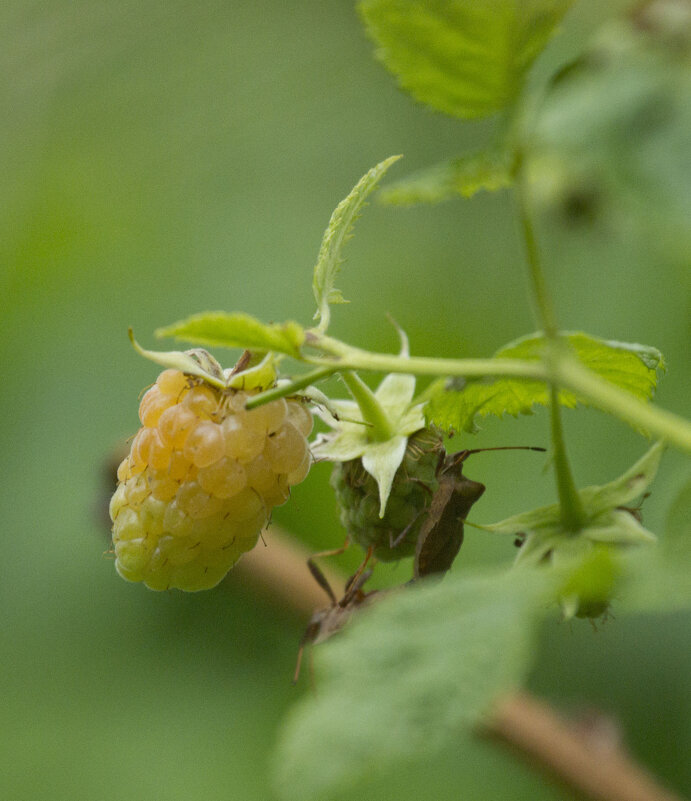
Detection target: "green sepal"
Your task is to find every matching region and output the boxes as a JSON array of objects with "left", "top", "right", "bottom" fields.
[
  {"left": 312, "top": 370, "right": 425, "bottom": 516},
  {"left": 485, "top": 441, "right": 663, "bottom": 548},
  {"left": 128, "top": 329, "right": 226, "bottom": 389}
]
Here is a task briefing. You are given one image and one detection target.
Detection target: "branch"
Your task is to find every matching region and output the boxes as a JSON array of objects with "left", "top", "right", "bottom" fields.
[
  {"left": 484, "top": 692, "right": 683, "bottom": 801},
  {"left": 238, "top": 525, "right": 684, "bottom": 801}
]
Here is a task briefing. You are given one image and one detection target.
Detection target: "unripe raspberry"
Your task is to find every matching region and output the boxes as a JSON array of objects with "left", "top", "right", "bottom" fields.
[
  {"left": 110, "top": 370, "right": 313, "bottom": 591},
  {"left": 330, "top": 428, "right": 443, "bottom": 561}
]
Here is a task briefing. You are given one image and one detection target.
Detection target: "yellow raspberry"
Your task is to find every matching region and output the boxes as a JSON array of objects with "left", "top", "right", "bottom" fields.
[{"left": 110, "top": 370, "right": 313, "bottom": 591}]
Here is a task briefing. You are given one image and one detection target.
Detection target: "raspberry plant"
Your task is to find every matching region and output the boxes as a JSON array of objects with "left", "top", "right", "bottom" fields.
[{"left": 109, "top": 1, "right": 691, "bottom": 798}]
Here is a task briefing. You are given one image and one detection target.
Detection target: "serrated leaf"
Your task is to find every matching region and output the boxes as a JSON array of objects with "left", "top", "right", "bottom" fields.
[
  {"left": 273, "top": 567, "right": 549, "bottom": 801},
  {"left": 426, "top": 331, "right": 665, "bottom": 434},
  {"left": 359, "top": 0, "right": 575, "bottom": 119},
  {"left": 155, "top": 312, "right": 305, "bottom": 358},
  {"left": 313, "top": 155, "right": 401, "bottom": 331},
  {"left": 379, "top": 150, "right": 513, "bottom": 206}
]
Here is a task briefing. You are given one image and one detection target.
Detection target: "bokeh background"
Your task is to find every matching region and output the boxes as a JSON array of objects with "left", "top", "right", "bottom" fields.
[{"left": 2, "top": 1, "right": 689, "bottom": 799}]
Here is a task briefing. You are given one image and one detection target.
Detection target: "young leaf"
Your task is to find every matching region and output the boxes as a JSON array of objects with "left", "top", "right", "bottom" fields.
[
  {"left": 155, "top": 311, "right": 305, "bottom": 358},
  {"left": 359, "top": 0, "right": 575, "bottom": 119},
  {"left": 426, "top": 331, "right": 665, "bottom": 433},
  {"left": 273, "top": 567, "right": 550, "bottom": 801},
  {"left": 313, "top": 155, "right": 401, "bottom": 331},
  {"left": 379, "top": 150, "right": 513, "bottom": 206}
]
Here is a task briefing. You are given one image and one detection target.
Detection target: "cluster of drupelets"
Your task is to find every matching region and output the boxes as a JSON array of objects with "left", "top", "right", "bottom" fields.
[{"left": 109, "top": 369, "right": 313, "bottom": 591}]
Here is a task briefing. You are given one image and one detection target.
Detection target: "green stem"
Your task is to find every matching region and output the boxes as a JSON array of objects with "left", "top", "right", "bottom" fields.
[
  {"left": 549, "top": 383, "right": 585, "bottom": 530},
  {"left": 300, "top": 338, "right": 691, "bottom": 453},
  {"left": 340, "top": 371, "right": 396, "bottom": 441},
  {"left": 515, "top": 166, "right": 558, "bottom": 339},
  {"left": 244, "top": 366, "right": 336, "bottom": 409},
  {"left": 306, "top": 338, "right": 549, "bottom": 382},
  {"left": 515, "top": 159, "right": 585, "bottom": 529}
]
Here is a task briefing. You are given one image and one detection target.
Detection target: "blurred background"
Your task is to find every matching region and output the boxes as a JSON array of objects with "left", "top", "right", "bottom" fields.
[{"left": 1, "top": 1, "right": 689, "bottom": 799}]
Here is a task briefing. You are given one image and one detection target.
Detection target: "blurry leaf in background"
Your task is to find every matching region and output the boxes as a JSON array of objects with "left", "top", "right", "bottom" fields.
[
  {"left": 425, "top": 331, "right": 665, "bottom": 433},
  {"left": 378, "top": 149, "right": 513, "bottom": 206},
  {"left": 359, "top": 0, "right": 575, "bottom": 118},
  {"left": 273, "top": 567, "right": 550, "bottom": 801},
  {"left": 526, "top": 0, "right": 691, "bottom": 261}
]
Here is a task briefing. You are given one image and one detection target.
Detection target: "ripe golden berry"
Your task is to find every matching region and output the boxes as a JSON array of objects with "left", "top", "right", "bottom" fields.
[{"left": 110, "top": 371, "right": 313, "bottom": 591}]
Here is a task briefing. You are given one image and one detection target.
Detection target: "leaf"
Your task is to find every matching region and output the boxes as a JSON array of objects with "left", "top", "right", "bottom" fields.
[
  {"left": 359, "top": 0, "right": 575, "bottom": 119},
  {"left": 313, "top": 155, "right": 402, "bottom": 331},
  {"left": 155, "top": 312, "right": 305, "bottom": 358},
  {"left": 273, "top": 567, "right": 550, "bottom": 801},
  {"left": 379, "top": 150, "right": 513, "bottom": 206},
  {"left": 426, "top": 331, "right": 665, "bottom": 433}
]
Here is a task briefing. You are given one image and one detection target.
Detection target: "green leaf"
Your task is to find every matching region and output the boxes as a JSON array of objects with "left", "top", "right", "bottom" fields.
[
  {"left": 359, "top": 0, "right": 575, "bottom": 119},
  {"left": 273, "top": 567, "right": 550, "bottom": 801},
  {"left": 313, "top": 155, "right": 401, "bottom": 331},
  {"left": 155, "top": 312, "right": 305, "bottom": 358},
  {"left": 426, "top": 331, "right": 665, "bottom": 434},
  {"left": 379, "top": 150, "right": 513, "bottom": 206}
]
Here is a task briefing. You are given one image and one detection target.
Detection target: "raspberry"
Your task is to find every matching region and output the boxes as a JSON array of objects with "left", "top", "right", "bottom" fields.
[
  {"left": 330, "top": 428, "right": 443, "bottom": 561},
  {"left": 110, "top": 371, "right": 312, "bottom": 591}
]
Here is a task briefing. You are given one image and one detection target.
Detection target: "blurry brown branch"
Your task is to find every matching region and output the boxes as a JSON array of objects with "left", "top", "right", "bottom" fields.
[
  {"left": 240, "top": 525, "right": 685, "bottom": 801},
  {"left": 484, "top": 693, "right": 684, "bottom": 801}
]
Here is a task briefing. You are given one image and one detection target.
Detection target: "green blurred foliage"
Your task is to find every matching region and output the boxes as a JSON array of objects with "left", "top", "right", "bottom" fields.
[{"left": 1, "top": 1, "right": 688, "bottom": 799}]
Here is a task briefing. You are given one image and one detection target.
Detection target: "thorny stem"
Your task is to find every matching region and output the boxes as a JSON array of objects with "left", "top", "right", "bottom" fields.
[{"left": 515, "top": 157, "right": 586, "bottom": 531}]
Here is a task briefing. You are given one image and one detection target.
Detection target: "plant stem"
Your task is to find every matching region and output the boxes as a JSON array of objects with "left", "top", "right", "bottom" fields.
[
  {"left": 340, "top": 371, "right": 396, "bottom": 441},
  {"left": 549, "top": 383, "right": 584, "bottom": 530},
  {"left": 307, "top": 342, "right": 549, "bottom": 382},
  {"left": 515, "top": 162, "right": 586, "bottom": 530},
  {"left": 300, "top": 340, "right": 691, "bottom": 453},
  {"left": 244, "top": 366, "right": 336, "bottom": 409}
]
